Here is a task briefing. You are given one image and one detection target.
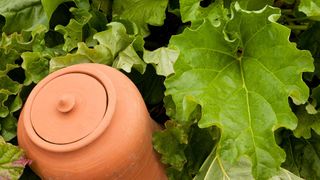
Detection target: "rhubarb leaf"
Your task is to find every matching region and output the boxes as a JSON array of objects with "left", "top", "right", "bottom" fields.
[
  {"left": 143, "top": 47, "right": 179, "bottom": 76},
  {"left": 299, "top": 0, "right": 320, "bottom": 21},
  {"left": 163, "top": 3, "right": 314, "bottom": 179},
  {"left": 55, "top": 7, "right": 92, "bottom": 52},
  {"left": 112, "top": 0, "right": 169, "bottom": 36},
  {"left": 179, "top": 0, "right": 227, "bottom": 26},
  {"left": 0, "top": 0, "right": 48, "bottom": 33},
  {"left": 282, "top": 131, "right": 320, "bottom": 179},
  {"left": 0, "top": 136, "right": 29, "bottom": 180},
  {"left": 294, "top": 105, "right": 320, "bottom": 138}
]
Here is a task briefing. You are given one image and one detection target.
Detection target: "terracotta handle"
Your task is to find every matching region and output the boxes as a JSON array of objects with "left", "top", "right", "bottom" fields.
[{"left": 57, "top": 94, "right": 76, "bottom": 113}]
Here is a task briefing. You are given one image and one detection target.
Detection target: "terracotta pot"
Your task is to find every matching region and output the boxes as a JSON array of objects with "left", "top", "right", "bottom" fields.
[{"left": 17, "top": 63, "right": 167, "bottom": 179}]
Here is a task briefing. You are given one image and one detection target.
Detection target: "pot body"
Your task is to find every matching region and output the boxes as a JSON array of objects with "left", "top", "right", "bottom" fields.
[{"left": 17, "top": 63, "right": 167, "bottom": 179}]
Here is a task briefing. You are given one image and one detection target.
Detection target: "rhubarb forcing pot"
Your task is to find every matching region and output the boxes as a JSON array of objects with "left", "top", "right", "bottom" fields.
[{"left": 17, "top": 63, "right": 167, "bottom": 179}]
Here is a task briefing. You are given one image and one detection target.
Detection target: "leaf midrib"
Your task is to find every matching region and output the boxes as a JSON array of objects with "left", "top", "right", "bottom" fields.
[{"left": 239, "top": 56, "right": 258, "bottom": 174}]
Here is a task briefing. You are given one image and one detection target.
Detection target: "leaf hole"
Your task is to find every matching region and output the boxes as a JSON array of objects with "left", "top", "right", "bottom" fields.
[
  {"left": 237, "top": 48, "right": 243, "bottom": 57},
  {"left": 145, "top": 12, "right": 183, "bottom": 50},
  {"left": 200, "top": 0, "right": 215, "bottom": 8},
  {"left": 49, "top": 2, "right": 75, "bottom": 29},
  {"left": 45, "top": 30, "right": 64, "bottom": 48},
  {"left": 7, "top": 67, "right": 25, "bottom": 84}
]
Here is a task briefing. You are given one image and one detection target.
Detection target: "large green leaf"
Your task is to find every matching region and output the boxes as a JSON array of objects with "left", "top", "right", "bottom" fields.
[
  {"left": 299, "top": 0, "right": 320, "bottom": 21},
  {"left": 0, "top": 0, "right": 48, "bottom": 33},
  {"left": 112, "top": 0, "right": 169, "bottom": 36},
  {"left": 194, "top": 148, "right": 254, "bottom": 180},
  {"left": 0, "top": 136, "right": 29, "bottom": 180},
  {"left": 270, "top": 168, "right": 304, "bottom": 180},
  {"left": 194, "top": 141, "right": 302, "bottom": 180},
  {"left": 163, "top": 3, "right": 314, "bottom": 179}
]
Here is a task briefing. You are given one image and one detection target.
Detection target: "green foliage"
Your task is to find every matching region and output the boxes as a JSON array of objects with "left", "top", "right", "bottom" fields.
[
  {"left": 0, "top": 0, "right": 320, "bottom": 179},
  {"left": 0, "top": 136, "right": 29, "bottom": 179},
  {"left": 112, "top": 0, "right": 169, "bottom": 36},
  {"left": 0, "top": 0, "right": 48, "bottom": 33},
  {"left": 179, "top": 0, "right": 227, "bottom": 25},
  {"left": 293, "top": 105, "right": 320, "bottom": 138},
  {"left": 144, "top": 47, "right": 179, "bottom": 76},
  {"left": 155, "top": 3, "right": 314, "bottom": 179},
  {"left": 55, "top": 7, "right": 92, "bottom": 52},
  {"left": 281, "top": 131, "right": 320, "bottom": 179},
  {"left": 299, "top": 0, "right": 320, "bottom": 21}
]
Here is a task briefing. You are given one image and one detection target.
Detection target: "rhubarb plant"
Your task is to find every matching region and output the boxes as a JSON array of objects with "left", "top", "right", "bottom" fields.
[{"left": 0, "top": 0, "right": 319, "bottom": 179}]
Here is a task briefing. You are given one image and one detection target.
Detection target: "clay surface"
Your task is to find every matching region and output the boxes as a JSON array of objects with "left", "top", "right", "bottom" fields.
[{"left": 17, "top": 63, "right": 167, "bottom": 179}]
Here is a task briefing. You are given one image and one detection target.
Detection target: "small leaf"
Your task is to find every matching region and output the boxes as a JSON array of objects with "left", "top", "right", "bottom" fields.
[
  {"left": 77, "top": 42, "right": 113, "bottom": 64},
  {"left": 282, "top": 131, "right": 320, "bottom": 179},
  {"left": 55, "top": 7, "right": 92, "bottom": 52},
  {"left": 144, "top": 47, "right": 179, "bottom": 76},
  {"left": 179, "top": 0, "right": 227, "bottom": 26},
  {"left": 1, "top": 114, "right": 17, "bottom": 141},
  {"left": 153, "top": 120, "right": 189, "bottom": 170},
  {"left": 235, "top": 0, "right": 274, "bottom": 10},
  {"left": 50, "top": 53, "right": 91, "bottom": 72},
  {"left": 0, "top": 93, "right": 9, "bottom": 118},
  {"left": 0, "top": 24, "right": 47, "bottom": 53},
  {"left": 50, "top": 22, "right": 146, "bottom": 73},
  {"left": 93, "top": 22, "right": 132, "bottom": 58},
  {"left": 293, "top": 105, "right": 320, "bottom": 138},
  {"left": 298, "top": 22, "right": 320, "bottom": 80},
  {"left": 299, "top": 0, "right": 320, "bottom": 21},
  {"left": 112, "top": 0, "right": 168, "bottom": 36},
  {"left": 0, "top": 76, "right": 21, "bottom": 118},
  {"left": 0, "top": 49, "right": 20, "bottom": 75},
  {"left": 21, "top": 52, "right": 49, "bottom": 85},
  {"left": 0, "top": 136, "right": 29, "bottom": 180},
  {"left": 41, "top": 0, "right": 71, "bottom": 20},
  {"left": 91, "top": 0, "right": 112, "bottom": 15},
  {"left": 113, "top": 44, "right": 146, "bottom": 74}
]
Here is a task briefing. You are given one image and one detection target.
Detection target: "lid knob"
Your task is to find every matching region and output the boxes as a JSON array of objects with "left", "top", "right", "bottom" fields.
[{"left": 57, "top": 94, "right": 76, "bottom": 113}]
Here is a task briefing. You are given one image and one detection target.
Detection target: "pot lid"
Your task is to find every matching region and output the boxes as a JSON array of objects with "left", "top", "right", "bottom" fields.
[{"left": 30, "top": 73, "right": 107, "bottom": 144}]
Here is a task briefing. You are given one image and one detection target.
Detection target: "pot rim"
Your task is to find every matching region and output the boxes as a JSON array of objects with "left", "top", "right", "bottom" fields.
[{"left": 23, "top": 64, "right": 117, "bottom": 152}]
